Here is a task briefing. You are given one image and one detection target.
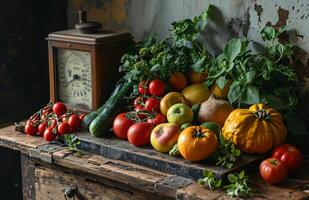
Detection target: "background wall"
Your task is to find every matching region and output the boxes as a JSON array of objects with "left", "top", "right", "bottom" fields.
[
  {"left": 0, "top": 0, "right": 67, "bottom": 123},
  {"left": 68, "top": 0, "right": 308, "bottom": 138}
]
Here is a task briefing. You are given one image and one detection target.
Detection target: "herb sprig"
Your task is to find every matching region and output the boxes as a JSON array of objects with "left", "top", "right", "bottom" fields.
[
  {"left": 224, "top": 170, "right": 253, "bottom": 198},
  {"left": 214, "top": 135, "right": 241, "bottom": 169},
  {"left": 205, "top": 26, "right": 306, "bottom": 135},
  {"left": 199, "top": 170, "right": 253, "bottom": 198},
  {"left": 63, "top": 134, "right": 83, "bottom": 156}
]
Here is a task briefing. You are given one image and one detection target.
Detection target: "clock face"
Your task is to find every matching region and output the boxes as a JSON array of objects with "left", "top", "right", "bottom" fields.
[{"left": 56, "top": 49, "right": 92, "bottom": 110}]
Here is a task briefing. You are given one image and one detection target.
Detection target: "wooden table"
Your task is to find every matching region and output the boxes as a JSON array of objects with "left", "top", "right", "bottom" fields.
[{"left": 0, "top": 124, "right": 308, "bottom": 200}]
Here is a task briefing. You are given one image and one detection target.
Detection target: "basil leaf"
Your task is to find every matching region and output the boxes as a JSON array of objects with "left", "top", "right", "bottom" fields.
[
  {"left": 261, "top": 26, "right": 276, "bottom": 41},
  {"left": 228, "top": 82, "right": 242, "bottom": 105},
  {"left": 224, "top": 38, "right": 242, "bottom": 62},
  {"left": 243, "top": 85, "right": 260, "bottom": 105},
  {"left": 191, "top": 56, "right": 206, "bottom": 73},
  {"left": 245, "top": 71, "right": 256, "bottom": 84},
  {"left": 216, "top": 76, "right": 227, "bottom": 90}
]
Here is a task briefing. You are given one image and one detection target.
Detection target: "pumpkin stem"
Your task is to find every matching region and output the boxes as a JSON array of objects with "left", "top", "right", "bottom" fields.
[
  {"left": 193, "top": 127, "right": 206, "bottom": 138},
  {"left": 253, "top": 109, "right": 271, "bottom": 121}
]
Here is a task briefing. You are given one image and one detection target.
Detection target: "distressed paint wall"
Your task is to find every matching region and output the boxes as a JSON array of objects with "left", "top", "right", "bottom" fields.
[{"left": 67, "top": 0, "right": 309, "bottom": 136}]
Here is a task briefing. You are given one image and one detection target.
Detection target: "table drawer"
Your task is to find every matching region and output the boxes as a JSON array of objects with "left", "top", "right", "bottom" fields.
[{"left": 34, "top": 166, "right": 149, "bottom": 200}]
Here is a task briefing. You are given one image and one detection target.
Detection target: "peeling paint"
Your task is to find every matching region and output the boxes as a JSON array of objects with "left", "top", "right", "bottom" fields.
[{"left": 254, "top": 4, "right": 263, "bottom": 22}]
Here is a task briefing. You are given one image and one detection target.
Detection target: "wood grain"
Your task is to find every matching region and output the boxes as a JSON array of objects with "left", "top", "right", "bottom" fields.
[{"left": 0, "top": 125, "right": 46, "bottom": 153}]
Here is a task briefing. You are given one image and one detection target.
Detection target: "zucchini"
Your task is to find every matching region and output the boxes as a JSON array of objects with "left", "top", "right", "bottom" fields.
[
  {"left": 169, "top": 143, "right": 180, "bottom": 157},
  {"left": 89, "top": 80, "right": 132, "bottom": 137},
  {"left": 82, "top": 79, "right": 126, "bottom": 128}
]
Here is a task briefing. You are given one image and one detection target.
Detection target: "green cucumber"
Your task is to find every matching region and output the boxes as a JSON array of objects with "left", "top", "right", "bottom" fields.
[
  {"left": 82, "top": 80, "right": 125, "bottom": 128},
  {"left": 89, "top": 81, "right": 132, "bottom": 137}
]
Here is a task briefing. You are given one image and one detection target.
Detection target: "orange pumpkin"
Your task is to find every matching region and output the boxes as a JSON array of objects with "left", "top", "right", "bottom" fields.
[{"left": 178, "top": 126, "right": 218, "bottom": 161}]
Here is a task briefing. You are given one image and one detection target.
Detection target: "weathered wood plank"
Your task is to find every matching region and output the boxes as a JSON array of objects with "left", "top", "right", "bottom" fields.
[
  {"left": 35, "top": 166, "right": 154, "bottom": 200},
  {"left": 21, "top": 153, "right": 36, "bottom": 200},
  {"left": 0, "top": 125, "right": 46, "bottom": 153},
  {"left": 53, "top": 149, "right": 170, "bottom": 194},
  {"left": 76, "top": 131, "right": 264, "bottom": 180}
]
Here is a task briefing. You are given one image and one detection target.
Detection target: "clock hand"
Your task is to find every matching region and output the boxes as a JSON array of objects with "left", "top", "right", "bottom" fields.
[{"left": 64, "top": 74, "right": 79, "bottom": 86}]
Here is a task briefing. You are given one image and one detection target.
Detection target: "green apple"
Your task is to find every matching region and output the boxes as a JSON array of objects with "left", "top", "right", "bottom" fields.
[
  {"left": 150, "top": 123, "right": 181, "bottom": 153},
  {"left": 167, "top": 103, "right": 193, "bottom": 126}
]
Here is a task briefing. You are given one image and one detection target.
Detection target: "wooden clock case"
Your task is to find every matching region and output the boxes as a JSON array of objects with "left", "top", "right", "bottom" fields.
[{"left": 47, "top": 29, "right": 132, "bottom": 112}]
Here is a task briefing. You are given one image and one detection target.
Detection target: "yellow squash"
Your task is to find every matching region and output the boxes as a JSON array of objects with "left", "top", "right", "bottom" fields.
[{"left": 222, "top": 104, "right": 287, "bottom": 154}]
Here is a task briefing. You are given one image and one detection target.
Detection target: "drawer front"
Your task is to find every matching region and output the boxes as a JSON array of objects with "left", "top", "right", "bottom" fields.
[{"left": 34, "top": 166, "right": 148, "bottom": 200}]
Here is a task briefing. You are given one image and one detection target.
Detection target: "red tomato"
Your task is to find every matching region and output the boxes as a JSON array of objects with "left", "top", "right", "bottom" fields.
[
  {"left": 58, "top": 122, "right": 70, "bottom": 135},
  {"left": 272, "top": 144, "right": 303, "bottom": 171},
  {"left": 68, "top": 114, "right": 82, "bottom": 130},
  {"left": 113, "top": 113, "right": 134, "bottom": 140},
  {"left": 37, "top": 122, "right": 47, "bottom": 136},
  {"left": 134, "top": 105, "right": 148, "bottom": 119},
  {"left": 79, "top": 114, "right": 86, "bottom": 121},
  {"left": 138, "top": 80, "right": 150, "bottom": 95},
  {"left": 42, "top": 107, "right": 52, "bottom": 118},
  {"left": 127, "top": 122, "right": 153, "bottom": 146},
  {"left": 25, "top": 123, "right": 37, "bottom": 136},
  {"left": 52, "top": 102, "right": 67, "bottom": 117},
  {"left": 44, "top": 127, "right": 55, "bottom": 142},
  {"left": 149, "top": 79, "right": 165, "bottom": 96},
  {"left": 260, "top": 158, "right": 288, "bottom": 184},
  {"left": 147, "top": 113, "right": 167, "bottom": 126},
  {"left": 133, "top": 96, "right": 145, "bottom": 107},
  {"left": 49, "top": 119, "right": 58, "bottom": 128},
  {"left": 145, "top": 98, "right": 160, "bottom": 112}
]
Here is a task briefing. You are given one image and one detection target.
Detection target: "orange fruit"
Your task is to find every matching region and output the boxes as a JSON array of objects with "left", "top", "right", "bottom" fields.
[
  {"left": 189, "top": 70, "right": 208, "bottom": 84},
  {"left": 211, "top": 81, "right": 231, "bottom": 99},
  {"left": 169, "top": 72, "right": 188, "bottom": 91}
]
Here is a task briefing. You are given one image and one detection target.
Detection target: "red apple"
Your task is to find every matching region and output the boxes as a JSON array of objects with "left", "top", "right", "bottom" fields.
[{"left": 150, "top": 123, "right": 181, "bottom": 152}]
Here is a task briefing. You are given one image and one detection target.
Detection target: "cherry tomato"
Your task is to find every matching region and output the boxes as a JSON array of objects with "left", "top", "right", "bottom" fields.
[
  {"left": 134, "top": 105, "right": 148, "bottom": 119},
  {"left": 37, "top": 122, "right": 47, "bottom": 136},
  {"left": 79, "top": 114, "right": 86, "bottom": 121},
  {"left": 42, "top": 107, "right": 52, "bottom": 118},
  {"left": 44, "top": 127, "right": 55, "bottom": 142},
  {"left": 49, "top": 119, "right": 58, "bottom": 128},
  {"left": 145, "top": 98, "right": 160, "bottom": 112},
  {"left": 127, "top": 122, "right": 153, "bottom": 146},
  {"left": 149, "top": 79, "right": 165, "bottom": 96},
  {"left": 68, "top": 114, "right": 82, "bottom": 130},
  {"left": 58, "top": 122, "right": 71, "bottom": 135},
  {"left": 25, "top": 123, "right": 37, "bottom": 136},
  {"left": 272, "top": 144, "right": 303, "bottom": 171},
  {"left": 133, "top": 96, "right": 145, "bottom": 107},
  {"left": 138, "top": 80, "right": 150, "bottom": 95},
  {"left": 52, "top": 102, "right": 67, "bottom": 117},
  {"left": 147, "top": 113, "right": 167, "bottom": 126},
  {"left": 260, "top": 158, "right": 288, "bottom": 184},
  {"left": 113, "top": 113, "right": 134, "bottom": 140}
]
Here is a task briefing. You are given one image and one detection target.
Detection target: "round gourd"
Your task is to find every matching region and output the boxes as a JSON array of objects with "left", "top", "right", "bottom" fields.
[
  {"left": 178, "top": 126, "right": 218, "bottom": 161},
  {"left": 222, "top": 104, "right": 287, "bottom": 154}
]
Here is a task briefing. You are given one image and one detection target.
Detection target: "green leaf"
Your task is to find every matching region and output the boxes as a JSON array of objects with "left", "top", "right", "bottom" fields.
[
  {"left": 243, "top": 85, "right": 260, "bottom": 105},
  {"left": 284, "top": 112, "right": 307, "bottom": 135},
  {"left": 216, "top": 76, "right": 227, "bottom": 90},
  {"left": 191, "top": 56, "right": 206, "bottom": 73},
  {"left": 224, "top": 38, "right": 242, "bottom": 61},
  {"left": 150, "top": 64, "right": 161, "bottom": 72},
  {"left": 228, "top": 174, "right": 237, "bottom": 183},
  {"left": 245, "top": 71, "right": 256, "bottom": 84},
  {"left": 228, "top": 82, "right": 242, "bottom": 105},
  {"left": 261, "top": 26, "right": 276, "bottom": 41}
]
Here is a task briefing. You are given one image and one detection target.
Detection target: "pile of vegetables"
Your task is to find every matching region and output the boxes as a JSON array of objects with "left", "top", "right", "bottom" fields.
[
  {"left": 80, "top": 5, "right": 306, "bottom": 197},
  {"left": 21, "top": 102, "right": 83, "bottom": 142}
]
